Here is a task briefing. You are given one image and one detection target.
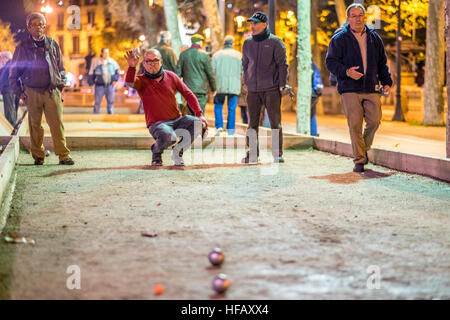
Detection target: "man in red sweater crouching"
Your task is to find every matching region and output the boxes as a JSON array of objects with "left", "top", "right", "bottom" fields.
[{"left": 125, "top": 49, "right": 208, "bottom": 166}]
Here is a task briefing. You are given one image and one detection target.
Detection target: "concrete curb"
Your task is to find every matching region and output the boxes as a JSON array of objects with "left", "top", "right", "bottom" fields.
[
  {"left": 19, "top": 135, "right": 313, "bottom": 151},
  {"left": 0, "top": 135, "right": 20, "bottom": 233},
  {"left": 313, "top": 137, "right": 450, "bottom": 183}
]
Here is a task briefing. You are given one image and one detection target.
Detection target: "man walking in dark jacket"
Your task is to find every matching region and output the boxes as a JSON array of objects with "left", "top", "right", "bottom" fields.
[
  {"left": 9, "top": 12, "right": 74, "bottom": 165},
  {"left": 177, "top": 34, "right": 216, "bottom": 115},
  {"left": 241, "top": 12, "right": 288, "bottom": 163},
  {"left": 325, "top": 3, "right": 392, "bottom": 172}
]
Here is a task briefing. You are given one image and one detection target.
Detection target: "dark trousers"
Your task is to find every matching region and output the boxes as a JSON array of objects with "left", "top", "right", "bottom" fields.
[
  {"left": 148, "top": 115, "right": 202, "bottom": 161},
  {"left": 246, "top": 89, "right": 283, "bottom": 158},
  {"left": 2, "top": 92, "right": 19, "bottom": 126},
  {"left": 239, "top": 105, "right": 248, "bottom": 124}
]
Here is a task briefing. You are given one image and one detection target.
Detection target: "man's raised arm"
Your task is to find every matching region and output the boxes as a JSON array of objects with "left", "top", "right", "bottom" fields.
[{"left": 124, "top": 50, "right": 141, "bottom": 90}]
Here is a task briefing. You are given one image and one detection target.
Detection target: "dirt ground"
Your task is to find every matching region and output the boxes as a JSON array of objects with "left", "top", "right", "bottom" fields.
[{"left": 0, "top": 149, "right": 449, "bottom": 299}]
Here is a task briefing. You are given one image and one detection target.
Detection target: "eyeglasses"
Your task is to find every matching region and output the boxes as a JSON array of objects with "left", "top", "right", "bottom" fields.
[
  {"left": 144, "top": 59, "right": 161, "bottom": 64},
  {"left": 29, "top": 23, "right": 46, "bottom": 28}
]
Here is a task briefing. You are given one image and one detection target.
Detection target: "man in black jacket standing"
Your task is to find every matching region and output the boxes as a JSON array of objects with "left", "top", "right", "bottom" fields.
[
  {"left": 9, "top": 12, "right": 74, "bottom": 165},
  {"left": 242, "top": 12, "right": 288, "bottom": 164},
  {"left": 326, "top": 3, "right": 392, "bottom": 172}
]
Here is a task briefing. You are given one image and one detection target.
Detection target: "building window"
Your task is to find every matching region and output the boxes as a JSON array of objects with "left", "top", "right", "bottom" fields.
[
  {"left": 104, "top": 11, "right": 112, "bottom": 27},
  {"left": 58, "top": 36, "right": 64, "bottom": 55},
  {"left": 87, "top": 11, "right": 95, "bottom": 25},
  {"left": 69, "top": 0, "right": 81, "bottom": 5},
  {"left": 57, "top": 13, "right": 64, "bottom": 30},
  {"left": 72, "top": 36, "right": 80, "bottom": 54},
  {"left": 88, "top": 36, "right": 93, "bottom": 54},
  {"left": 85, "top": 0, "right": 98, "bottom": 4}
]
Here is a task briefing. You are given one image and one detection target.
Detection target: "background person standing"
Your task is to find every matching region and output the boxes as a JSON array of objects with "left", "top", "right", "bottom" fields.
[
  {"left": 88, "top": 48, "right": 120, "bottom": 114},
  {"left": 0, "top": 51, "right": 19, "bottom": 126},
  {"left": 212, "top": 35, "right": 242, "bottom": 136},
  {"left": 9, "top": 12, "right": 74, "bottom": 165},
  {"left": 177, "top": 34, "right": 216, "bottom": 115},
  {"left": 241, "top": 12, "right": 288, "bottom": 163}
]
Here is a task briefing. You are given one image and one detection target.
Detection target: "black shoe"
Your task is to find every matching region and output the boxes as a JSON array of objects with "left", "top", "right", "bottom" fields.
[
  {"left": 353, "top": 163, "right": 364, "bottom": 173},
  {"left": 274, "top": 156, "right": 285, "bottom": 163},
  {"left": 241, "top": 155, "right": 258, "bottom": 164},
  {"left": 59, "top": 157, "right": 74, "bottom": 165},
  {"left": 365, "top": 152, "right": 369, "bottom": 165},
  {"left": 34, "top": 158, "right": 44, "bottom": 165},
  {"left": 151, "top": 160, "right": 163, "bottom": 166}
]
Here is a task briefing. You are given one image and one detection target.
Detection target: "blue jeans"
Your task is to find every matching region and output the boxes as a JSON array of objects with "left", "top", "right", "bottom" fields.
[
  {"left": 214, "top": 94, "right": 237, "bottom": 135},
  {"left": 93, "top": 84, "right": 115, "bottom": 114}
]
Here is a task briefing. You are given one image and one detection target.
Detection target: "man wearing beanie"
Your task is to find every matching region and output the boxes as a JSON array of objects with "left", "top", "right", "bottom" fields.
[
  {"left": 242, "top": 12, "right": 288, "bottom": 164},
  {"left": 177, "top": 34, "right": 216, "bottom": 115},
  {"left": 212, "top": 35, "right": 242, "bottom": 136}
]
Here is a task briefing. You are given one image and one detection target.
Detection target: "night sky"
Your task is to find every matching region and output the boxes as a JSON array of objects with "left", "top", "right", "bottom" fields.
[{"left": 0, "top": 0, "right": 27, "bottom": 32}]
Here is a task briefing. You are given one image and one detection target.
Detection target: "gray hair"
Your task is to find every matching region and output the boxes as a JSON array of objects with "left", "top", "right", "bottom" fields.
[
  {"left": 159, "top": 31, "right": 171, "bottom": 44},
  {"left": 224, "top": 35, "right": 235, "bottom": 45},
  {"left": 26, "top": 12, "right": 46, "bottom": 27},
  {"left": 346, "top": 3, "right": 366, "bottom": 17},
  {"left": 145, "top": 49, "right": 162, "bottom": 59}
]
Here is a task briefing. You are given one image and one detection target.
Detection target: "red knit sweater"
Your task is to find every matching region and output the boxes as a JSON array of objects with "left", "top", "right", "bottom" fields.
[{"left": 125, "top": 67, "right": 202, "bottom": 127}]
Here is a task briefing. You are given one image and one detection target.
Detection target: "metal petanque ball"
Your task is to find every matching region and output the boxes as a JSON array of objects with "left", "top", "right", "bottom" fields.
[
  {"left": 45, "top": 150, "right": 51, "bottom": 157},
  {"left": 208, "top": 248, "right": 225, "bottom": 266},
  {"left": 212, "top": 273, "right": 230, "bottom": 294}
]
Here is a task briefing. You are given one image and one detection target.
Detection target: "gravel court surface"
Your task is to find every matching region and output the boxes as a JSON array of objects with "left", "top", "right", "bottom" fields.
[{"left": 0, "top": 149, "right": 449, "bottom": 299}]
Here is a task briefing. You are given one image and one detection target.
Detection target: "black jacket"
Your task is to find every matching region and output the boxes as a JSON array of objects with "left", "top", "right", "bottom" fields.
[
  {"left": 325, "top": 24, "right": 392, "bottom": 94},
  {"left": 9, "top": 35, "right": 66, "bottom": 95},
  {"left": 242, "top": 30, "right": 288, "bottom": 92}
]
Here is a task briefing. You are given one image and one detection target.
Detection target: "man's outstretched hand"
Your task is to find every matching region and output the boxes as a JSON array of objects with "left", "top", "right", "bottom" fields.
[
  {"left": 125, "top": 50, "right": 139, "bottom": 68},
  {"left": 199, "top": 115, "right": 208, "bottom": 129}
]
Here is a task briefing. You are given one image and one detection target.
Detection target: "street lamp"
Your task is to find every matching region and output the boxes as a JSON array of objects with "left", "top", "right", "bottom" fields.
[
  {"left": 41, "top": 5, "right": 53, "bottom": 14},
  {"left": 235, "top": 15, "right": 245, "bottom": 32}
]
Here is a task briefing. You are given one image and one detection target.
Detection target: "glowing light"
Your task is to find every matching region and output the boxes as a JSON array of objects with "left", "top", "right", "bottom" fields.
[
  {"left": 148, "top": 0, "right": 153, "bottom": 6},
  {"left": 287, "top": 11, "right": 294, "bottom": 16},
  {"left": 139, "top": 35, "right": 146, "bottom": 42},
  {"left": 235, "top": 15, "right": 246, "bottom": 31},
  {"left": 204, "top": 28, "right": 210, "bottom": 39},
  {"left": 41, "top": 5, "right": 53, "bottom": 13}
]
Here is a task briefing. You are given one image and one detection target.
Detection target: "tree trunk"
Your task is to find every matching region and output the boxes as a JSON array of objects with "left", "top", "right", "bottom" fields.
[
  {"left": 423, "top": 0, "right": 445, "bottom": 125},
  {"left": 296, "top": 0, "right": 312, "bottom": 135},
  {"left": 138, "top": 0, "right": 159, "bottom": 46},
  {"left": 446, "top": 0, "right": 450, "bottom": 158},
  {"left": 201, "top": 0, "right": 224, "bottom": 53},
  {"left": 393, "top": 0, "right": 405, "bottom": 121},
  {"left": 311, "top": 0, "right": 320, "bottom": 70},
  {"left": 335, "top": 0, "right": 347, "bottom": 27},
  {"left": 162, "top": 0, "right": 182, "bottom": 56}
]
